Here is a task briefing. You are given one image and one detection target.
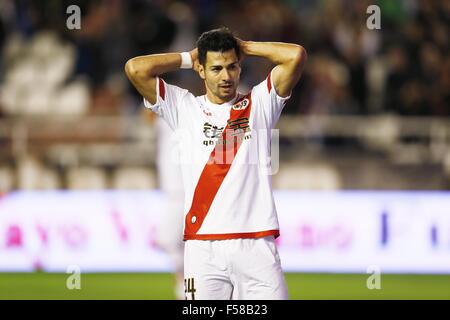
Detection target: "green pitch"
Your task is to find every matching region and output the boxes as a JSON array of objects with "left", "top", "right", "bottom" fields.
[{"left": 0, "top": 273, "right": 449, "bottom": 300}]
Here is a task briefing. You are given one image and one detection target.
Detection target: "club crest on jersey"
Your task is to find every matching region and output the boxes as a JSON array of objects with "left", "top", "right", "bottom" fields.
[{"left": 232, "top": 98, "right": 249, "bottom": 110}]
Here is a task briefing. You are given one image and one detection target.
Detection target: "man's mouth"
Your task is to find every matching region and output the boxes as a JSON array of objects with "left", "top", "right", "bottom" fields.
[{"left": 220, "top": 84, "right": 233, "bottom": 89}]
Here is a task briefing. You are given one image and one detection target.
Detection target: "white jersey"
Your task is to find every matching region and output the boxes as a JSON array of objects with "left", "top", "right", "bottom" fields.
[
  {"left": 155, "top": 116, "right": 183, "bottom": 194},
  {"left": 144, "top": 70, "right": 290, "bottom": 241}
]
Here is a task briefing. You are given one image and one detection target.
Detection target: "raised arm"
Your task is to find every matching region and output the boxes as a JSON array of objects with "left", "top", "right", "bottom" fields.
[
  {"left": 239, "top": 41, "right": 307, "bottom": 98},
  {"left": 124, "top": 49, "right": 199, "bottom": 104}
]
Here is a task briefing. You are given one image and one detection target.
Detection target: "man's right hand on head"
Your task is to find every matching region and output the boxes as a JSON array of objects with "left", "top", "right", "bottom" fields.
[
  {"left": 235, "top": 37, "right": 247, "bottom": 63},
  {"left": 189, "top": 48, "right": 200, "bottom": 73}
]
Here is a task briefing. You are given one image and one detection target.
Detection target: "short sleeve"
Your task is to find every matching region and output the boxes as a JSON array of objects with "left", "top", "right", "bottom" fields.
[
  {"left": 252, "top": 69, "right": 291, "bottom": 129},
  {"left": 143, "top": 77, "right": 188, "bottom": 130}
]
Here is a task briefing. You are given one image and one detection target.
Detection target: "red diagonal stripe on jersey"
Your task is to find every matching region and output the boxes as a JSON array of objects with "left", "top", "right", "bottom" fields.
[
  {"left": 159, "top": 78, "right": 165, "bottom": 100},
  {"left": 267, "top": 72, "right": 272, "bottom": 93},
  {"left": 184, "top": 93, "right": 252, "bottom": 239}
]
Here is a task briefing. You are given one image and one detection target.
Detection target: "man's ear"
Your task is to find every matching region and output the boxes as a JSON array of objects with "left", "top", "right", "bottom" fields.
[{"left": 198, "top": 64, "right": 206, "bottom": 80}]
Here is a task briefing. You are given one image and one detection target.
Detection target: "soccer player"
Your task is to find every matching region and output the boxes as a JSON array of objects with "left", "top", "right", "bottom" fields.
[
  {"left": 141, "top": 105, "right": 185, "bottom": 300},
  {"left": 125, "top": 27, "right": 307, "bottom": 300},
  {"left": 154, "top": 116, "right": 185, "bottom": 300}
]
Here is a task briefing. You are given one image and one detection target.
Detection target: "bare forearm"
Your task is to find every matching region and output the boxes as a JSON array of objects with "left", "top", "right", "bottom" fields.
[
  {"left": 124, "top": 49, "right": 198, "bottom": 104},
  {"left": 240, "top": 40, "right": 307, "bottom": 97},
  {"left": 240, "top": 41, "right": 304, "bottom": 65},
  {"left": 125, "top": 53, "right": 181, "bottom": 79}
]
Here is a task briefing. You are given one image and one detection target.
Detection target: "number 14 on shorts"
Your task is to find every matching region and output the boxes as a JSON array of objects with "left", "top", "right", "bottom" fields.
[{"left": 184, "top": 277, "right": 196, "bottom": 300}]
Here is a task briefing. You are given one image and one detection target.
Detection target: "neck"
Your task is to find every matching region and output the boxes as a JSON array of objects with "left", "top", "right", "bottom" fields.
[{"left": 206, "top": 90, "right": 237, "bottom": 105}]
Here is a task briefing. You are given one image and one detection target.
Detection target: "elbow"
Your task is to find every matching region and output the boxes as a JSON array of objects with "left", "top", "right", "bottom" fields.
[
  {"left": 124, "top": 58, "right": 153, "bottom": 81},
  {"left": 292, "top": 45, "right": 307, "bottom": 67},
  {"left": 299, "top": 46, "right": 308, "bottom": 64},
  {"left": 124, "top": 59, "right": 137, "bottom": 79}
]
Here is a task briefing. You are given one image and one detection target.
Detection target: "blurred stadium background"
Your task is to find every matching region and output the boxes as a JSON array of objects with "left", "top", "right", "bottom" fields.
[{"left": 0, "top": 0, "right": 449, "bottom": 299}]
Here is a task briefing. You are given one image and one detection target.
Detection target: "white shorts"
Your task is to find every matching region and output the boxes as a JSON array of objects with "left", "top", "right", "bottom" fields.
[{"left": 184, "top": 236, "right": 288, "bottom": 300}]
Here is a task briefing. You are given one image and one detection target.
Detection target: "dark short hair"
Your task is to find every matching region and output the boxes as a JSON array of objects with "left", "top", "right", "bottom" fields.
[{"left": 197, "top": 27, "right": 240, "bottom": 66}]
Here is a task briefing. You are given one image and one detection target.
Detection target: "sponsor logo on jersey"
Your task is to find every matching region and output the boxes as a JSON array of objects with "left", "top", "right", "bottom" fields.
[
  {"left": 203, "top": 122, "right": 224, "bottom": 146},
  {"left": 202, "top": 119, "right": 251, "bottom": 146},
  {"left": 203, "top": 122, "right": 224, "bottom": 139},
  {"left": 228, "top": 117, "right": 250, "bottom": 136}
]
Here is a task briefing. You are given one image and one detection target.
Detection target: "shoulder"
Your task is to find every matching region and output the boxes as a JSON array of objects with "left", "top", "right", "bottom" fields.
[
  {"left": 159, "top": 77, "right": 192, "bottom": 101},
  {"left": 251, "top": 74, "right": 272, "bottom": 98}
]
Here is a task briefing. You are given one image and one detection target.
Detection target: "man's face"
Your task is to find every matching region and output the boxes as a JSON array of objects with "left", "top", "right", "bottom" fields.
[{"left": 199, "top": 49, "right": 241, "bottom": 103}]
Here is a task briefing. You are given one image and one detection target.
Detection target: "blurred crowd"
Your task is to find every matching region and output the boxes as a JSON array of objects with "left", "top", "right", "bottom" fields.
[{"left": 0, "top": 0, "right": 449, "bottom": 117}]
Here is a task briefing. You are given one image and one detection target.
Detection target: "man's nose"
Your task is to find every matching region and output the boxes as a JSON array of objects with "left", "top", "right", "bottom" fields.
[{"left": 221, "top": 69, "right": 231, "bottom": 81}]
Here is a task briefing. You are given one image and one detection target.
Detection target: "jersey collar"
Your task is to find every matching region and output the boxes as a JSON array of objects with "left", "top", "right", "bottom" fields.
[{"left": 203, "top": 93, "right": 240, "bottom": 108}]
